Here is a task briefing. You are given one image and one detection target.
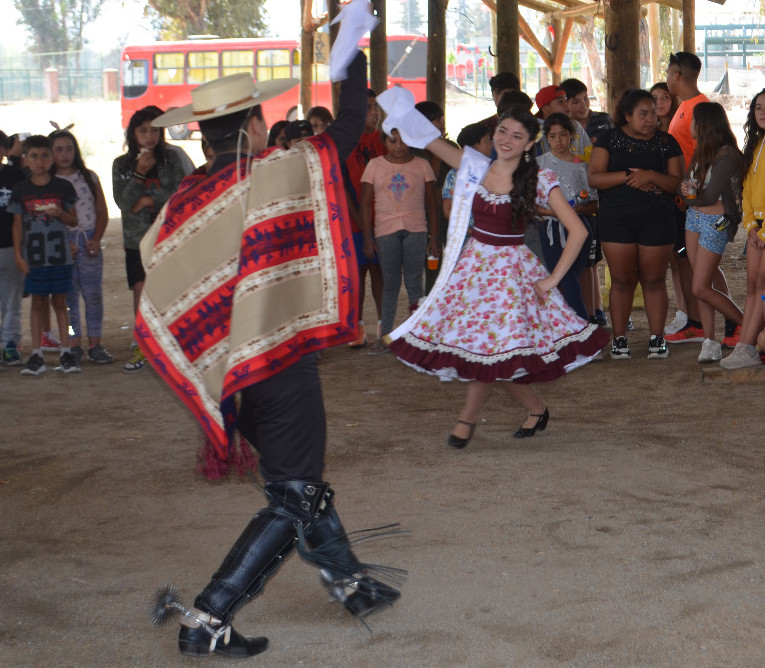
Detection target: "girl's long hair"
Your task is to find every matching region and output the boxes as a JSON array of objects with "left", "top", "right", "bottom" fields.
[
  {"left": 742, "top": 89, "right": 765, "bottom": 173},
  {"left": 649, "top": 82, "right": 679, "bottom": 129},
  {"left": 125, "top": 106, "right": 167, "bottom": 162},
  {"left": 688, "top": 102, "right": 741, "bottom": 187},
  {"left": 496, "top": 106, "right": 540, "bottom": 228},
  {"left": 49, "top": 129, "right": 98, "bottom": 199}
]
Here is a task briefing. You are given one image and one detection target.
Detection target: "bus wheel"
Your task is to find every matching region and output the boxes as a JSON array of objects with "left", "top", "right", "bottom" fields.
[
  {"left": 286, "top": 106, "right": 298, "bottom": 122},
  {"left": 168, "top": 123, "right": 191, "bottom": 140}
]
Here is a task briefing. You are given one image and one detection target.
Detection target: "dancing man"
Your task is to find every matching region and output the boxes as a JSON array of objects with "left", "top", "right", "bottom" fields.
[{"left": 138, "top": 2, "right": 401, "bottom": 658}]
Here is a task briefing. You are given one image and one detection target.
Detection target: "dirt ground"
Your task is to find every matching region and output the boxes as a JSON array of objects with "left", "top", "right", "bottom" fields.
[{"left": 2, "top": 101, "right": 765, "bottom": 667}]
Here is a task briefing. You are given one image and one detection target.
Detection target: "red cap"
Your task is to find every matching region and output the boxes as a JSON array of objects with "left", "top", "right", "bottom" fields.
[{"left": 535, "top": 85, "right": 566, "bottom": 111}]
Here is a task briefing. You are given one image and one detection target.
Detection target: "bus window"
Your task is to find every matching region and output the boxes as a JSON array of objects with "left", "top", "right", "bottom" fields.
[
  {"left": 256, "top": 49, "right": 291, "bottom": 81},
  {"left": 154, "top": 53, "right": 184, "bottom": 85},
  {"left": 122, "top": 58, "right": 148, "bottom": 98},
  {"left": 189, "top": 51, "right": 219, "bottom": 84},
  {"left": 387, "top": 38, "right": 427, "bottom": 80},
  {"left": 292, "top": 49, "right": 300, "bottom": 77},
  {"left": 222, "top": 50, "right": 253, "bottom": 77}
]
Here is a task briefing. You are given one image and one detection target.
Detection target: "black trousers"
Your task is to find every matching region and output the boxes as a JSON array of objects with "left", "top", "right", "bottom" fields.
[{"left": 237, "top": 353, "right": 325, "bottom": 482}]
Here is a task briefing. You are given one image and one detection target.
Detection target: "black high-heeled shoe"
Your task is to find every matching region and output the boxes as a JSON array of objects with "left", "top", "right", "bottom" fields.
[
  {"left": 447, "top": 420, "right": 476, "bottom": 449},
  {"left": 513, "top": 408, "right": 549, "bottom": 439}
]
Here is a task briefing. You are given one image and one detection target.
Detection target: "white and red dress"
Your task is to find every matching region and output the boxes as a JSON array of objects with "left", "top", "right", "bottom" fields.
[{"left": 388, "top": 148, "right": 609, "bottom": 384}]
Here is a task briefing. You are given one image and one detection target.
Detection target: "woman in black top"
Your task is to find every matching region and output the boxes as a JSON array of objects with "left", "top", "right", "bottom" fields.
[{"left": 588, "top": 89, "right": 684, "bottom": 360}]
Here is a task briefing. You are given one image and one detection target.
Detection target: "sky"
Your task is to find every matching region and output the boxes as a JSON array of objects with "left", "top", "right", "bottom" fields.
[{"left": 0, "top": 0, "right": 757, "bottom": 54}]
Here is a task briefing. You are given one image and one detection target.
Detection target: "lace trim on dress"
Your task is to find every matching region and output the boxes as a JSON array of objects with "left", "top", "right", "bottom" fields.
[{"left": 475, "top": 183, "right": 511, "bottom": 205}]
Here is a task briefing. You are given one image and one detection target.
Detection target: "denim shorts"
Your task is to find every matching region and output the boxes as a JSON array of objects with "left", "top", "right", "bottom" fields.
[
  {"left": 685, "top": 209, "right": 728, "bottom": 255},
  {"left": 24, "top": 264, "right": 73, "bottom": 296}
]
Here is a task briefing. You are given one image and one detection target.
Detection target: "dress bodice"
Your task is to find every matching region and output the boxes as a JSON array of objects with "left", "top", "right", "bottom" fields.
[{"left": 471, "top": 185, "right": 526, "bottom": 239}]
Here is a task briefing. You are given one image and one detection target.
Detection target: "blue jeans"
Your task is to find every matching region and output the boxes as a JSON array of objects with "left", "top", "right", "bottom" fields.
[
  {"left": 375, "top": 229, "right": 427, "bottom": 335},
  {"left": 0, "top": 247, "right": 24, "bottom": 347}
]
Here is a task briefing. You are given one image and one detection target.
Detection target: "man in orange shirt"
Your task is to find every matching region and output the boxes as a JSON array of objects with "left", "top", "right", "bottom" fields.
[{"left": 667, "top": 52, "right": 708, "bottom": 168}]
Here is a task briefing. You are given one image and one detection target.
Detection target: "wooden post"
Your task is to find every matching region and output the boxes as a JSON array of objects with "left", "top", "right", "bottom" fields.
[
  {"left": 682, "top": 0, "right": 695, "bottom": 53},
  {"left": 329, "top": 0, "right": 340, "bottom": 114},
  {"left": 369, "top": 0, "right": 387, "bottom": 96},
  {"left": 647, "top": 3, "right": 661, "bottom": 86},
  {"left": 427, "top": 0, "right": 448, "bottom": 111},
  {"left": 300, "top": 0, "right": 313, "bottom": 116},
  {"left": 495, "top": 0, "right": 520, "bottom": 81},
  {"left": 603, "top": 0, "right": 641, "bottom": 115}
]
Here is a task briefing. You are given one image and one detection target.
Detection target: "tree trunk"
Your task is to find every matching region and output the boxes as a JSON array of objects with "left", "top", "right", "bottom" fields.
[
  {"left": 370, "top": 0, "right": 387, "bottom": 96},
  {"left": 576, "top": 18, "right": 606, "bottom": 111},
  {"left": 682, "top": 0, "right": 695, "bottom": 52},
  {"left": 495, "top": 0, "right": 520, "bottom": 80},
  {"left": 300, "top": 0, "right": 313, "bottom": 116},
  {"left": 604, "top": 0, "right": 641, "bottom": 115},
  {"left": 427, "top": 0, "right": 448, "bottom": 111}
]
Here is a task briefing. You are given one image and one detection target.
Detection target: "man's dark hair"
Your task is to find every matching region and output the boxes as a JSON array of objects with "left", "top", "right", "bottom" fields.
[
  {"left": 0, "top": 130, "right": 9, "bottom": 151},
  {"left": 456, "top": 122, "right": 489, "bottom": 149},
  {"left": 199, "top": 105, "right": 264, "bottom": 154},
  {"left": 367, "top": 88, "right": 377, "bottom": 98},
  {"left": 669, "top": 51, "right": 702, "bottom": 76},
  {"left": 497, "top": 90, "right": 533, "bottom": 115},
  {"left": 489, "top": 71, "right": 520, "bottom": 94},
  {"left": 23, "top": 134, "right": 51, "bottom": 153},
  {"left": 414, "top": 101, "right": 444, "bottom": 122},
  {"left": 559, "top": 78, "right": 588, "bottom": 99}
]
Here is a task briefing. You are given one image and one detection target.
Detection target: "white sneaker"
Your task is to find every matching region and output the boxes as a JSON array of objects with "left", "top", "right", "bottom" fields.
[
  {"left": 719, "top": 343, "right": 762, "bottom": 370},
  {"left": 664, "top": 310, "right": 688, "bottom": 335},
  {"left": 698, "top": 338, "right": 722, "bottom": 363}
]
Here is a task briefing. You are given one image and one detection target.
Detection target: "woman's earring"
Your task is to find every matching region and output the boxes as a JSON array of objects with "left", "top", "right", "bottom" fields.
[{"left": 524, "top": 151, "right": 530, "bottom": 163}]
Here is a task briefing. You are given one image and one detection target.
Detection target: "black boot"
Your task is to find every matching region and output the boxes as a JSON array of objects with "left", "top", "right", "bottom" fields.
[
  {"left": 178, "top": 481, "right": 328, "bottom": 657},
  {"left": 303, "top": 489, "right": 402, "bottom": 619}
]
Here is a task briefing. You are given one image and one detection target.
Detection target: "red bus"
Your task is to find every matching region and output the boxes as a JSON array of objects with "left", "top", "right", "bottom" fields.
[{"left": 120, "top": 35, "right": 427, "bottom": 139}]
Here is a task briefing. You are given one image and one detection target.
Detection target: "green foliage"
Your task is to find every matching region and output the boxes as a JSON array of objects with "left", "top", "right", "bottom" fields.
[
  {"left": 14, "top": 0, "right": 105, "bottom": 54},
  {"left": 147, "top": 0, "right": 268, "bottom": 39},
  {"left": 399, "top": 0, "right": 424, "bottom": 34}
]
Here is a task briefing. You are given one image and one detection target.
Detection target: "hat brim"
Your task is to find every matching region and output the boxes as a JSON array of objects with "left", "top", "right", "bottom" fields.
[{"left": 152, "top": 78, "right": 299, "bottom": 127}]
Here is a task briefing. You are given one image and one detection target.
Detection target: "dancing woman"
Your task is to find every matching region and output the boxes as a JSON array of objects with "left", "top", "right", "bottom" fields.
[{"left": 377, "top": 94, "right": 608, "bottom": 445}]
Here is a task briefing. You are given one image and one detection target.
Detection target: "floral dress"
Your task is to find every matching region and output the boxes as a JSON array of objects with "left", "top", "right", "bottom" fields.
[{"left": 388, "top": 168, "right": 609, "bottom": 384}]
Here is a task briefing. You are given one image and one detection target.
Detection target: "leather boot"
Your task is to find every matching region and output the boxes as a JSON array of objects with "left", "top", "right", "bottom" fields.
[
  {"left": 303, "top": 489, "right": 401, "bottom": 619},
  {"left": 178, "top": 481, "right": 328, "bottom": 657}
]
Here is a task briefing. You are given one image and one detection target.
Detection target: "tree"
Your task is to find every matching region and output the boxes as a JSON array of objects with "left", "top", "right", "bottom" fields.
[
  {"left": 399, "top": 0, "right": 424, "bottom": 34},
  {"left": 14, "top": 0, "right": 105, "bottom": 56},
  {"left": 147, "top": 0, "right": 268, "bottom": 39}
]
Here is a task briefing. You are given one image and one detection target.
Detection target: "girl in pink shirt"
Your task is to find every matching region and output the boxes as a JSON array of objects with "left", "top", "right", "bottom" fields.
[{"left": 360, "top": 130, "right": 439, "bottom": 353}]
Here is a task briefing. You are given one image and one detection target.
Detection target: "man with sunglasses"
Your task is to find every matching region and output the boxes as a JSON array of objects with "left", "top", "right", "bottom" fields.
[{"left": 666, "top": 51, "right": 708, "bottom": 169}]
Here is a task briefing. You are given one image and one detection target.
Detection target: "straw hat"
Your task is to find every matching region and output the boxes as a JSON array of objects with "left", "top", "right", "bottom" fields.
[{"left": 152, "top": 73, "right": 298, "bottom": 127}]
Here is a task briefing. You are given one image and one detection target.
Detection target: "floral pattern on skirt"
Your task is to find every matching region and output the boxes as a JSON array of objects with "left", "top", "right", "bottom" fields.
[{"left": 389, "top": 237, "right": 609, "bottom": 383}]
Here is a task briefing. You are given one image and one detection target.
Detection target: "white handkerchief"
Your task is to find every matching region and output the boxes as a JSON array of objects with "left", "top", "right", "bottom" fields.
[
  {"left": 377, "top": 86, "right": 415, "bottom": 117},
  {"left": 329, "top": 0, "right": 379, "bottom": 82}
]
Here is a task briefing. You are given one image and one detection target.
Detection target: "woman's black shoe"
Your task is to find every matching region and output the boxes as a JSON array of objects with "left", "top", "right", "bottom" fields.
[
  {"left": 513, "top": 408, "right": 549, "bottom": 438},
  {"left": 447, "top": 420, "right": 476, "bottom": 449}
]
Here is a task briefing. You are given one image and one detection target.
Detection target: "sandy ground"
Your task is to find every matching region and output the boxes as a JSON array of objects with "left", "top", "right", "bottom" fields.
[{"left": 1, "top": 100, "right": 765, "bottom": 667}]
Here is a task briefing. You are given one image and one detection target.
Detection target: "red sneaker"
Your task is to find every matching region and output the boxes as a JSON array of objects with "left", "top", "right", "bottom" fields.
[
  {"left": 721, "top": 325, "right": 741, "bottom": 350},
  {"left": 40, "top": 331, "right": 62, "bottom": 351},
  {"left": 664, "top": 324, "right": 704, "bottom": 343}
]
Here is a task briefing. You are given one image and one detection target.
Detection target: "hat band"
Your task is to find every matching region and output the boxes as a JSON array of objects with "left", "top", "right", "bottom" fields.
[{"left": 192, "top": 91, "right": 261, "bottom": 116}]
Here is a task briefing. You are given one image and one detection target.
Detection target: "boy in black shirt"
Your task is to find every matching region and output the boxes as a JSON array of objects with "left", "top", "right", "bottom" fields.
[
  {"left": 9, "top": 135, "right": 79, "bottom": 375},
  {"left": 0, "top": 130, "right": 27, "bottom": 365}
]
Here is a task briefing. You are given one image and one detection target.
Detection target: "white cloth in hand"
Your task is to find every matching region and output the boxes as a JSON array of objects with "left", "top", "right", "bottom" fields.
[
  {"left": 329, "top": 0, "right": 379, "bottom": 82},
  {"left": 378, "top": 87, "right": 440, "bottom": 149}
]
